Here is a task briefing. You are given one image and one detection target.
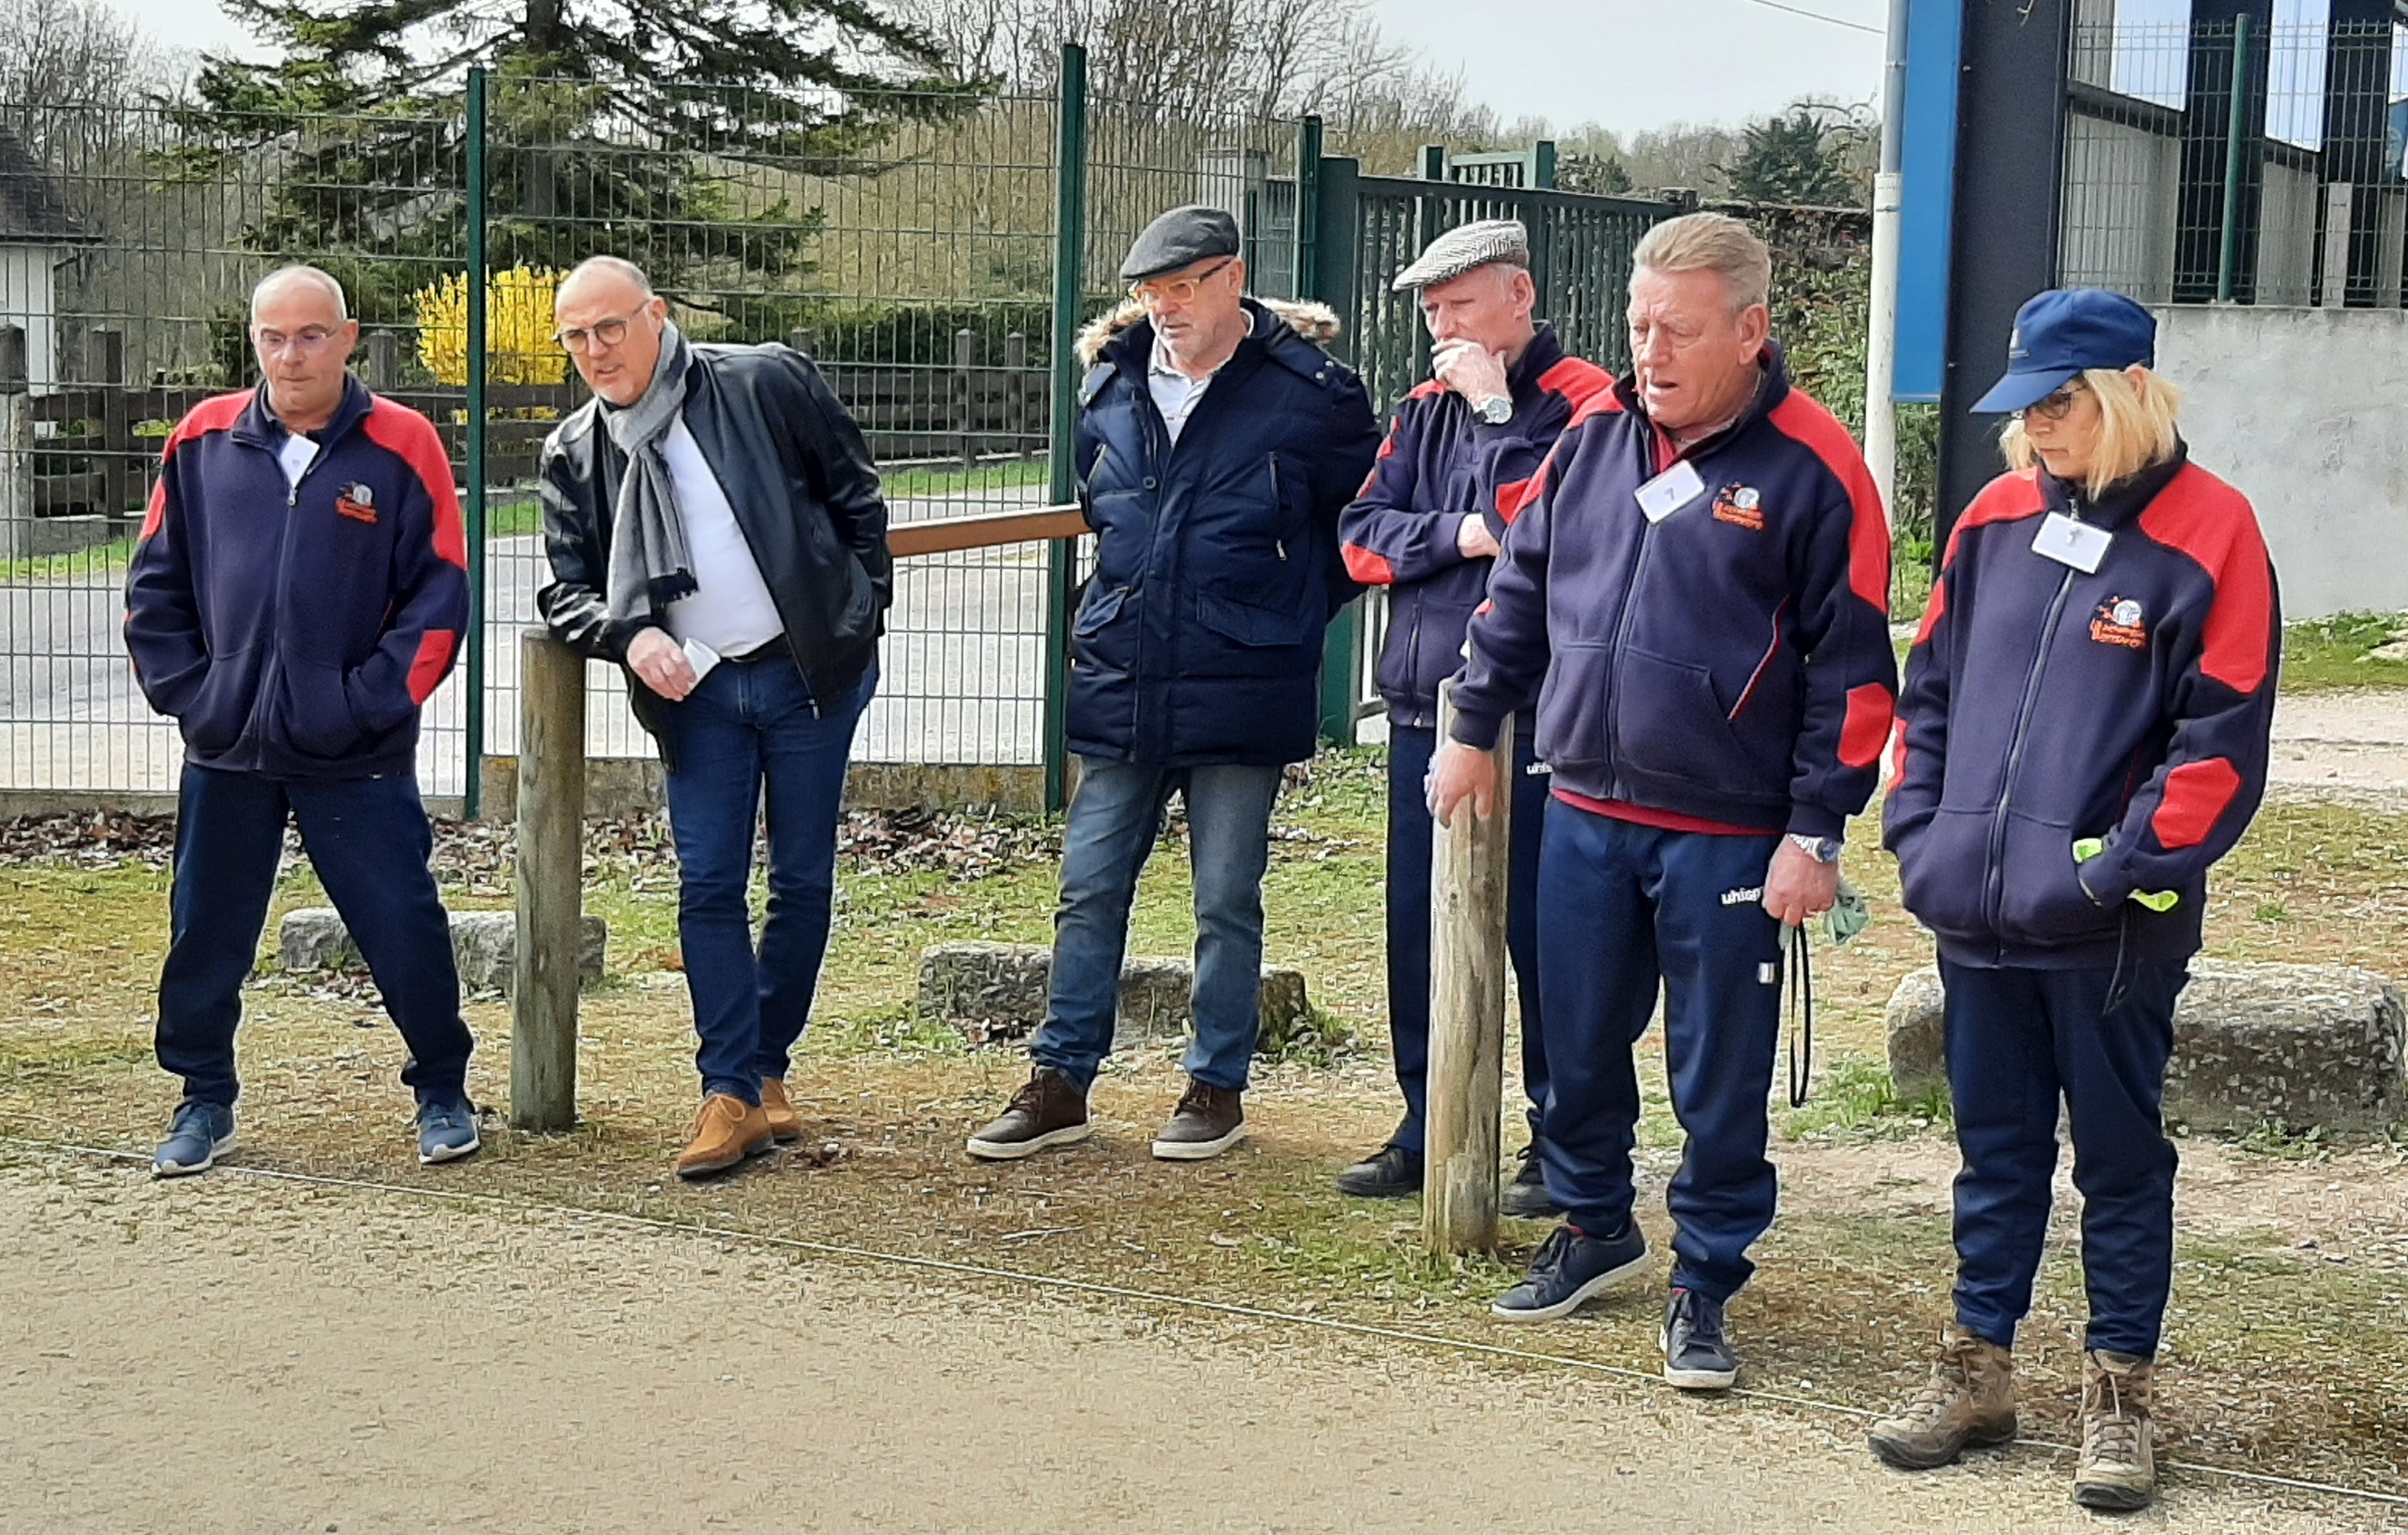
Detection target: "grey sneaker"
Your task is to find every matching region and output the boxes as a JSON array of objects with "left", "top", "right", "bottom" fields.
[
  {"left": 152, "top": 1101, "right": 236, "bottom": 1178},
  {"left": 415, "top": 1096, "right": 482, "bottom": 1166},
  {"left": 1661, "top": 1285, "right": 1740, "bottom": 1390},
  {"left": 1151, "top": 1079, "right": 1245, "bottom": 1161}
]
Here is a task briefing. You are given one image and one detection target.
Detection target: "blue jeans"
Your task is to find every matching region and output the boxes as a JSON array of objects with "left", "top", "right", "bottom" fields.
[
  {"left": 1536, "top": 803, "right": 1786, "bottom": 1302},
  {"left": 156, "top": 764, "right": 472, "bottom": 1109},
  {"left": 1942, "top": 956, "right": 2186, "bottom": 1358},
  {"left": 661, "top": 652, "right": 874, "bottom": 1104},
  {"left": 1031, "top": 757, "right": 1285, "bottom": 1093},
  {"left": 1385, "top": 723, "right": 1551, "bottom": 1154}
]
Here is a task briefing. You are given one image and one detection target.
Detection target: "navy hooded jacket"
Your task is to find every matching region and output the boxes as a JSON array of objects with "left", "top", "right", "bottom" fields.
[
  {"left": 1337, "top": 324, "right": 1614, "bottom": 729},
  {"left": 1448, "top": 345, "right": 1896, "bottom": 839},
  {"left": 1883, "top": 448, "right": 2279, "bottom": 969},
  {"left": 1067, "top": 297, "right": 1381, "bottom": 767},
  {"left": 123, "top": 376, "right": 468, "bottom": 781}
]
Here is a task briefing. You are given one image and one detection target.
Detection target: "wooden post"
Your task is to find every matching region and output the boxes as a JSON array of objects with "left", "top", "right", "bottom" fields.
[
  {"left": 1424, "top": 678, "right": 1513, "bottom": 1255},
  {"left": 366, "top": 330, "right": 398, "bottom": 392},
  {"left": 954, "top": 327, "right": 977, "bottom": 470},
  {"left": 0, "top": 327, "right": 29, "bottom": 562},
  {"left": 1004, "top": 331, "right": 1029, "bottom": 459},
  {"left": 91, "top": 330, "right": 130, "bottom": 525},
  {"left": 512, "top": 626, "right": 585, "bottom": 1131}
]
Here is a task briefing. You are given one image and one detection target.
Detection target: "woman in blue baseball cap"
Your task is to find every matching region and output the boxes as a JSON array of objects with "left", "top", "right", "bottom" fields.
[{"left": 1868, "top": 288, "right": 2280, "bottom": 1511}]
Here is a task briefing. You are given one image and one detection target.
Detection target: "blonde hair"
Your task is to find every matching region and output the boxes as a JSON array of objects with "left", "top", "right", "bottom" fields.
[
  {"left": 1630, "top": 212, "right": 1772, "bottom": 313},
  {"left": 2000, "top": 366, "right": 2185, "bottom": 497}
]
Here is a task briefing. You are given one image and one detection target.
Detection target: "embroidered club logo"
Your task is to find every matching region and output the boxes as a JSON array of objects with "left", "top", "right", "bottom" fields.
[
  {"left": 335, "top": 483, "right": 377, "bottom": 525},
  {"left": 2090, "top": 595, "right": 2147, "bottom": 650},
  {"left": 1712, "top": 483, "right": 1765, "bottom": 531}
]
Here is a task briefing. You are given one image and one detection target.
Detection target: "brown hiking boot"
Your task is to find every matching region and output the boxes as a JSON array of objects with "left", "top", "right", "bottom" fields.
[
  {"left": 965, "top": 1066, "right": 1091, "bottom": 1161},
  {"left": 1867, "top": 1324, "right": 2019, "bottom": 1470},
  {"left": 760, "top": 1078, "right": 804, "bottom": 1144},
  {"left": 2074, "top": 1350, "right": 2158, "bottom": 1511},
  {"left": 1151, "top": 1078, "right": 1245, "bottom": 1161},
  {"left": 675, "top": 1093, "right": 775, "bottom": 1180}
]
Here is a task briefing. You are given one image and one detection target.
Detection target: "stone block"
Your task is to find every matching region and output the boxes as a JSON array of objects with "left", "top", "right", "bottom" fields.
[
  {"left": 276, "top": 907, "right": 607, "bottom": 995},
  {"left": 917, "top": 941, "right": 1311, "bottom": 1048},
  {"left": 1884, "top": 960, "right": 2407, "bottom": 1134}
]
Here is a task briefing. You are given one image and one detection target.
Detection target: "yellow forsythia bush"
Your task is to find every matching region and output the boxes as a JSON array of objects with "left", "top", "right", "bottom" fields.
[{"left": 413, "top": 265, "right": 569, "bottom": 386}]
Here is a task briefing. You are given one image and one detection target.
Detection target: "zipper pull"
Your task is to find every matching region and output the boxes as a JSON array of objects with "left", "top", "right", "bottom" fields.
[{"left": 1276, "top": 539, "right": 1287, "bottom": 561}]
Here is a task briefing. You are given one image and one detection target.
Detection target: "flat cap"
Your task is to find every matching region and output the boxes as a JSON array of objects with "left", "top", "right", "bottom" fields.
[
  {"left": 1120, "top": 205, "right": 1242, "bottom": 283},
  {"left": 1392, "top": 218, "right": 1530, "bottom": 291}
]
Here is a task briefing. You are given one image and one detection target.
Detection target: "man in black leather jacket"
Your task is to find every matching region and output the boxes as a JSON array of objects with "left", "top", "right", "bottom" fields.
[{"left": 536, "top": 255, "right": 891, "bottom": 1180}]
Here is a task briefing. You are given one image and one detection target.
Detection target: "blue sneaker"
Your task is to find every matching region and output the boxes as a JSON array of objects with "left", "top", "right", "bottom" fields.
[
  {"left": 153, "top": 1101, "right": 236, "bottom": 1178},
  {"left": 1490, "top": 1221, "right": 1650, "bottom": 1322},
  {"left": 1662, "top": 1285, "right": 1741, "bottom": 1390},
  {"left": 416, "top": 1096, "right": 481, "bottom": 1166}
]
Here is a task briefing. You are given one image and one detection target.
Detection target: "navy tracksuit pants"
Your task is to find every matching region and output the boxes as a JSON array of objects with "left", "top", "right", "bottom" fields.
[
  {"left": 1535, "top": 801, "right": 1785, "bottom": 1302},
  {"left": 1385, "top": 723, "right": 1551, "bottom": 1154},
  {"left": 154, "top": 764, "right": 473, "bottom": 1109},
  {"left": 1941, "top": 957, "right": 2186, "bottom": 1360}
]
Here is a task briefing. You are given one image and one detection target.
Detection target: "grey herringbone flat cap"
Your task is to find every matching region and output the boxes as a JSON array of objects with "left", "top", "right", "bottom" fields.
[
  {"left": 1392, "top": 218, "right": 1531, "bottom": 291},
  {"left": 1119, "top": 205, "right": 1242, "bottom": 282}
]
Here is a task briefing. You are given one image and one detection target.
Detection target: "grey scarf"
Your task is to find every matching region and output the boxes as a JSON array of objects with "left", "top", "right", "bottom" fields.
[{"left": 602, "top": 320, "right": 698, "bottom": 623}]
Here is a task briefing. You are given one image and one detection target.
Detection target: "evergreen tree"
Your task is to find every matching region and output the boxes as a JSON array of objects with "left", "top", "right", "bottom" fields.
[
  {"left": 168, "top": 0, "right": 976, "bottom": 337},
  {"left": 1723, "top": 108, "right": 1859, "bottom": 207},
  {"left": 1558, "top": 151, "right": 1634, "bottom": 196}
]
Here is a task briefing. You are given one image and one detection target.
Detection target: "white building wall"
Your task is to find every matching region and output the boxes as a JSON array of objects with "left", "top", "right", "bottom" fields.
[{"left": 0, "top": 245, "right": 62, "bottom": 392}]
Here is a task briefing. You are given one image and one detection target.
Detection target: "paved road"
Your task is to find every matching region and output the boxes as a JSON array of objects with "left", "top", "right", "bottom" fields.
[
  {"left": 7, "top": 1155, "right": 2390, "bottom": 1535},
  {"left": 0, "top": 482, "right": 1054, "bottom": 794}
]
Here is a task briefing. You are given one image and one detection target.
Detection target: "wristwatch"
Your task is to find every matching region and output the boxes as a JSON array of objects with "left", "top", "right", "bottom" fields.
[
  {"left": 1473, "top": 394, "right": 1513, "bottom": 426},
  {"left": 1787, "top": 833, "right": 1843, "bottom": 864}
]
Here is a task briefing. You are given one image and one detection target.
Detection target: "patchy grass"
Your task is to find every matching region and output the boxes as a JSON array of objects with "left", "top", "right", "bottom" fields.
[
  {"left": 880, "top": 460, "right": 1050, "bottom": 500},
  {"left": 0, "top": 536, "right": 137, "bottom": 585},
  {"left": 2281, "top": 612, "right": 2408, "bottom": 693},
  {"left": 4, "top": 753, "right": 2408, "bottom": 1491}
]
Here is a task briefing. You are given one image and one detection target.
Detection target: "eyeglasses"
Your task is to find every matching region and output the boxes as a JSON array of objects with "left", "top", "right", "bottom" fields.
[
  {"left": 1130, "top": 258, "right": 1235, "bottom": 309},
  {"left": 554, "top": 315, "right": 636, "bottom": 355},
  {"left": 2019, "top": 379, "right": 2088, "bottom": 423},
  {"left": 253, "top": 326, "right": 341, "bottom": 357}
]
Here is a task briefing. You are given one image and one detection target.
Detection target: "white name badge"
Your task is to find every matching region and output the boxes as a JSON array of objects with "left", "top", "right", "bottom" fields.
[
  {"left": 1635, "top": 459, "right": 1706, "bottom": 524},
  {"left": 2032, "top": 511, "right": 2113, "bottom": 574}
]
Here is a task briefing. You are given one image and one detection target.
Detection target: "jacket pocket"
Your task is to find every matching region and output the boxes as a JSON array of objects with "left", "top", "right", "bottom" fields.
[
  {"left": 1073, "top": 583, "right": 1130, "bottom": 638},
  {"left": 1894, "top": 805, "right": 1993, "bottom": 940},
  {"left": 1195, "top": 590, "right": 1313, "bottom": 650},
  {"left": 1531, "top": 640, "right": 1613, "bottom": 768},
  {"left": 1611, "top": 645, "right": 1767, "bottom": 790},
  {"left": 1996, "top": 809, "right": 2121, "bottom": 948},
  {"left": 177, "top": 643, "right": 262, "bottom": 756},
  {"left": 269, "top": 659, "right": 365, "bottom": 760}
]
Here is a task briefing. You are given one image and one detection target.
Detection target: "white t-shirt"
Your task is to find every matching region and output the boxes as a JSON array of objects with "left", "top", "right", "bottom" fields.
[{"left": 658, "top": 416, "right": 784, "bottom": 658}]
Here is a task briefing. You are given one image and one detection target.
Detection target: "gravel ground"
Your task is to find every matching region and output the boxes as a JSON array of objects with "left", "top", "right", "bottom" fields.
[{"left": 4, "top": 1151, "right": 2401, "bottom": 1535}]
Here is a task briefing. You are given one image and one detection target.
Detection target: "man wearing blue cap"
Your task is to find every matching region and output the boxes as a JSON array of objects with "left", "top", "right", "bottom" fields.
[{"left": 1869, "top": 287, "right": 2279, "bottom": 1512}]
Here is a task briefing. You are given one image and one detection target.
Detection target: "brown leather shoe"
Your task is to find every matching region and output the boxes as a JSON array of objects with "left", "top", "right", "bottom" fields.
[
  {"left": 2074, "top": 1350, "right": 2157, "bottom": 1511},
  {"left": 760, "top": 1078, "right": 804, "bottom": 1144},
  {"left": 965, "top": 1067, "right": 1091, "bottom": 1160},
  {"left": 1151, "top": 1078, "right": 1245, "bottom": 1160},
  {"left": 676, "top": 1093, "right": 775, "bottom": 1180}
]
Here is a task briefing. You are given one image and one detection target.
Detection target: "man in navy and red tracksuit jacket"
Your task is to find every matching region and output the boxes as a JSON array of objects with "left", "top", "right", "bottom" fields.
[
  {"left": 1429, "top": 215, "right": 1895, "bottom": 1388},
  {"left": 1333, "top": 218, "right": 1615, "bottom": 1212},
  {"left": 124, "top": 266, "right": 478, "bottom": 1178},
  {"left": 1871, "top": 289, "right": 2278, "bottom": 1509}
]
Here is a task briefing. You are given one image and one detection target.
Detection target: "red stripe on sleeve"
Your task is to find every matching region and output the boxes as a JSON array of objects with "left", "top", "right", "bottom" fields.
[
  {"left": 2152, "top": 755, "right": 2241, "bottom": 849},
  {"left": 1767, "top": 390, "right": 1890, "bottom": 613},
  {"left": 1912, "top": 566, "right": 1948, "bottom": 644},
  {"left": 361, "top": 399, "right": 467, "bottom": 571},
  {"left": 1535, "top": 357, "right": 1619, "bottom": 416},
  {"left": 1839, "top": 681, "right": 1894, "bottom": 768},
  {"left": 406, "top": 629, "right": 458, "bottom": 705},
  {"left": 2136, "top": 465, "right": 2275, "bottom": 694},
  {"left": 142, "top": 390, "right": 255, "bottom": 538},
  {"left": 1341, "top": 544, "right": 1396, "bottom": 586},
  {"left": 1943, "top": 472, "right": 2048, "bottom": 564},
  {"left": 1495, "top": 472, "right": 1541, "bottom": 525}
]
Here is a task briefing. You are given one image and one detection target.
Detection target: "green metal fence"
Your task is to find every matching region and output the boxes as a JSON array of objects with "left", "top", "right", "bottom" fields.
[
  {"left": 0, "top": 53, "right": 1669, "bottom": 813},
  {"left": 2060, "top": 17, "right": 2408, "bottom": 309}
]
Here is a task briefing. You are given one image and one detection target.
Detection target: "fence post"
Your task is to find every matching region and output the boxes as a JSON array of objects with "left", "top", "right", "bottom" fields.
[
  {"left": 954, "top": 327, "right": 977, "bottom": 469},
  {"left": 513, "top": 627, "right": 584, "bottom": 1131},
  {"left": 1293, "top": 116, "right": 1323, "bottom": 302},
  {"left": 366, "top": 330, "right": 397, "bottom": 391},
  {"left": 1043, "top": 41, "right": 1089, "bottom": 815},
  {"left": 462, "top": 63, "right": 491, "bottom": 819},
  {"left": 0, "top": 328, "right": 27, "bottom": 562},
  {"left": 91, "top": 330, "right": 129, "bottom": 525},
  {"left": 1005, "top": 331, "right": 1030, "bottom": 457},
  {"left": 1425, "top": 679, "right": 1513, "bottom": 1255},
  {"left": 2216, "top": 12, "right": 2256, "bottom": 304},
  {"left": 1531, "top": 139, "right": 1558, "bottom": 191}
]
